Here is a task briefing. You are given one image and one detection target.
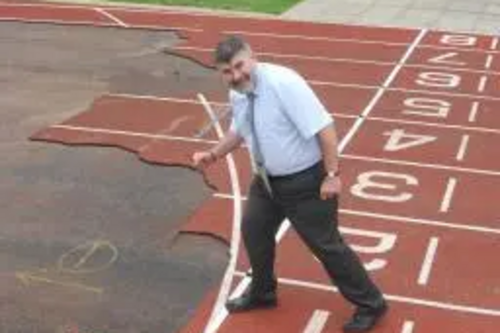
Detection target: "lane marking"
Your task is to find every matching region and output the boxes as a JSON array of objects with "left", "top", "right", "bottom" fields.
[
  {"left": 174, "top": 45, "right": 500, "bottom": 75},
  {"left": 94, "top": 7, "right": 128, "bottom": 27},
  {"left": 303, "top": 310, "right": 330, "bottom": 333},
  {"left": 196, "top": 94, "right": 242, "bottom": 333},
  {"left": 52, "top": 124, "right": 219, "bottom": 144},
  {"left": 456, "top": 135, "right": 470, "bottom": 161},
  {"left": 468, "top": 101, "right": 480, "bottom": 123},
  {"left": 49, "top": 125, "right": 500, "bottom": 176},
  {"left": 339, "top": 29, "right": 428, "bottom": 152},
  {"left": 0, "top": 17, "right": 202, "bottom": 32},
  {"left": 0, "top": 17, "right": 116, "bottom": 27},
  {"left": 485, "top": 54, "right": 494, "bottom": 69},
  {"left": 402, "top": 321, "right": 415, "bottom": 333},
  {"left": 342, "top": 154, "right": 500, "bottom": 176},
  {"left": 491, "top": 37, "right": 499, "bottom": 51},
  {"left": 107, "top": 93, "right": 500, "bottom": 134},
  {"left": 214, "top": 192, "right": 500, "bottom": 235},
  {"left": 439, "top": 178, "right": 458, "bottom": 213},
  {"left": 233, "top": 271, "right": 500, "bottom": 317},
  {"left": 418, "top": 237, "right": 439, "bottom": 285},
  {"left": 477, "top": 75, "right": 488, "bottom": 93},
  {"left": 368, "top": 115, "right": 500, "bottom": 134}
]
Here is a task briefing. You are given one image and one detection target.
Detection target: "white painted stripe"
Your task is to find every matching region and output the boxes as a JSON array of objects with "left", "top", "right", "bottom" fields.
[
  {"left": 174, "top": 45, "right": 500, "bottom": 75},
  {"left": 339, "top": 29, "right": 428, "bottom": 152},
  {"left": 233, "top": 271, "right": 500, "bottom": 317},
  {"left": 175, "top": 45, "right": 395, "bottom": 66},
  {"left": 491, "top": 37, "right": 499, "bottom": 51},
  {"left": 477, "top": 75, "right": 488, "bottom": 93},
  {"left": 193, "top": 94, "right": 242, "bottom": 333},
  {"left": 49, "top": 125, "right": 500, "bottom": 176},
  {"left": 0, "top": 17, "right": 116, "bottom": 26},
  {"left": 213, "top": 193, "right": 500, "bottom": 235},
  {"left": 485, "top": 54, "right": 494, "bottom": 69},
  {"left": 52, "top": 124, "right": 219, "bottom": 144},
  {"left": 227, "top": 29, "right": 409, "bottom": 46},
  {"left": 107, "top": 93, "right": 228, "bottom": 106},
  {"left": 343, "top": 153, "right": 500, "bottom": 176},
  {"left": 468, "top": 101, "right": 480, "bottom": 123},
  {"left": 402, "top": 321, "right": 415, "bottom": 333},
  {"left": 368, "top": 115, "right": 500, "bottom": 134},
  {"left": 456, "top": 135, "right": 470, "bottom": 161},
  {"left": 94, "top": 7, "right": 128, "bottom": 27},
  {"left": 105, "top": 92, "right": 500, "bottom": 133},
  {"left": 439, "top": 178, "right": 458, "bottom": 213},
  {"left": 0, "top": 16, "right": 202, "bottom": 32},
  {"left": 418, "top": 237, "right": 439, "bottom": 285},
  {"left": 303, "top": 310, "right": 330, "bottom": 333},
  {"left": 388, "top": 86, "right": 500, "bottom": 102}
]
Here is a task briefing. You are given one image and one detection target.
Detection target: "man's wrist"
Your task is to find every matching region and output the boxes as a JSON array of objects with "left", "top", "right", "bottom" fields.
[
  {"left": 326, "top": 169, "right": 340, "bottom": 179},
  {"left": 209, "top": 150, "right": 218, "bottom": 161}
]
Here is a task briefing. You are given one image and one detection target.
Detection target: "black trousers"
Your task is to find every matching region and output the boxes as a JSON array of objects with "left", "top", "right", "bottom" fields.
[{"left": 241, "top": 162, "right": 385, "bottom": 310}]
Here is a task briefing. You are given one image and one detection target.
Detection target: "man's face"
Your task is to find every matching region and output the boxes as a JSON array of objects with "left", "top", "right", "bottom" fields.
[{"left": 217, "top": 50, "right": 256, "bottom": 94}]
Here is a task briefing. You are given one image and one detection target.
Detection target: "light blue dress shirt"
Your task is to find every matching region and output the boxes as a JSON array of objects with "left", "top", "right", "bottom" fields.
[{"left": 229, "top": 62, "right": 334, "bottom": 176}]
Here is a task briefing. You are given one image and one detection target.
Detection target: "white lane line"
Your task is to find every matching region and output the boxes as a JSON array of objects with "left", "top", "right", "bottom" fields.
[
  {"left": 485, "top": 54, "right": 494, "bottom": 69},
  {"left": 468, "top": 101, "right": 480, "bottom": 123},
  {"left": 455, "top": 135, "right": 470, "bottom": 161},
  {"left": 174, "top": 45, "right": 394, "bottom": 66},
  {"left": 196, "top": 94, "right": 242, "bottom": 333},
  {"left": 51, "top": 124, "right": 218, "bottom": 144},
  {"left": 368, "top": 115, "right": 500, "bottom": 134},
  {"left": 94, "top": 7, "right": 128, "bottom": 27},
  {"left": 303, "top": 310, "right": 331, "bottom": 333},
  {"left": 491, "top": 37, "right": 499, "bottom": 51},
  {"left": 214, "top": 192, "right": 500, "bottom": 235},
  {"left": 173, "top": 45, "right": 500, "bottom": 75},
  {"left": 233, "top": 271, "right": 500, "bottom": 317},
  {"left": 0, "top": 17, "right": 116, "bottom": 26},
  {"left": 104, "top": 92, "right": 500, "bottom": 133},
  {"left": 402, "top": 321, "right": 415, "bottom": 333},
  {"left": 342, "top": 154, "right": 500, "bottom": 177},
  {"left": 339, "top": 29, "right": 428, "bottom": 152},
  {"left": 477, "top": 75, "right": 488, "bottom": 93},
  {"left": 418, "top": 237, "right": 439, "bottom": 285},
  {"left": 439, "top": 178, "right": 457, "bottom": 213},
  {"left": 49, "top": 125, "right": 500, "bottom": 176}
]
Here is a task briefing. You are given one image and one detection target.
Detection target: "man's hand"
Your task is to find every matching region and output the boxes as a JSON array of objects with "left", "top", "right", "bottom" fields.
[
  {"left": 320, "top": 176, "right": 341, "bottom": 200},
  {"left": 192, "top": 151, "right": 217, "bottom": 169}
]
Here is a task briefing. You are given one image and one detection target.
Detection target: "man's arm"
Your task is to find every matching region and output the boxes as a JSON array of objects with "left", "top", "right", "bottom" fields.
[
  {"left": 210, "top": 129, "right": 244, "bottom": 159},
  {"left": 192, "top": 129, "right": 243, "bottom": 169},
  {"left": 317, "top": 123, "right": 342, "bottom": 199},
  {"left": 317, "top": 123, "right": 340, "bottom": 175}
]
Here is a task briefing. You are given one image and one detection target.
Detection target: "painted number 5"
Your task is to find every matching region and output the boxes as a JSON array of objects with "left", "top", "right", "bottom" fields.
[
  {"left": 351, "top": 171, "right": 419, "bottom": 202},
  {"left": 416, "top": 72, "right": 461, "bottom": 88}
]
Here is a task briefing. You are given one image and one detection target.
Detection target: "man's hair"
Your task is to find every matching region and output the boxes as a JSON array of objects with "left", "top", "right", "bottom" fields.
[{"left": 214, "top": 35, "right": 251, "bottom": 64}]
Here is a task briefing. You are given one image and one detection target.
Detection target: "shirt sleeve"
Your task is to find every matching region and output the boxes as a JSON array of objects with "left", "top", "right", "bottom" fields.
[{"left": 274, "top": 69, "right": 333, "bottom": 139}]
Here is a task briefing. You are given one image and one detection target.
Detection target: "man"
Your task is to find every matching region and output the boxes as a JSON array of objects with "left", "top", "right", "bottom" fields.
[{"left": 192, "top": 35, "right": 387, "bottom": 332}]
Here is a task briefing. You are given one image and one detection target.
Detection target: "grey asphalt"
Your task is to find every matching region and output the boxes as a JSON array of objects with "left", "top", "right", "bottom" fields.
[{"left": 0, "top": 21, "right": 227, "bottom": 333}]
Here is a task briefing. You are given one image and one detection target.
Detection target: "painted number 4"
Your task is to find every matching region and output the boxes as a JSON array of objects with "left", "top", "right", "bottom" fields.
[{"left": 383, "top": 128, "right": 437, "bottom": 152}]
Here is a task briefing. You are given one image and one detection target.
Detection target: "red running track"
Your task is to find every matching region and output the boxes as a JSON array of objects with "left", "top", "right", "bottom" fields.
[{"left": 3, "top": 2, "right": 500, "bottom": 332}]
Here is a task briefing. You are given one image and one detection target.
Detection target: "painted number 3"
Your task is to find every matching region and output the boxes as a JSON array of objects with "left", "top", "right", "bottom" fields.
[{"left": 351, "top": 171, "right": 419, "bottom": 203}]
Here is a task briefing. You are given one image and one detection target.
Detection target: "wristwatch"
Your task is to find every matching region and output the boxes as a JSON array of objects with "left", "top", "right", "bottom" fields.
[{"left": 326, "top": 170, "right": 340, "bottom": 178}]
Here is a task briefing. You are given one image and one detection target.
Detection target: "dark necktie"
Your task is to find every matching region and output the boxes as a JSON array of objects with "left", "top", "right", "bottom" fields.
[{"left": 247, "top": 92, "right": 272, "bottom": 195}]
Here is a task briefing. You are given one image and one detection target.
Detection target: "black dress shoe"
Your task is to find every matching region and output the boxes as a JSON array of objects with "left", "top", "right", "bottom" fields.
[
  {"left": 343, "top": 303, "right": 388, "bottom": 332},
  {"left": 225, "top": 290, "right": 277, "bottom": 313}
]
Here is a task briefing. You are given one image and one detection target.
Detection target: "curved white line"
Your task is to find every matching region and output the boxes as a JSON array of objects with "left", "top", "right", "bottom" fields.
[{"left": 197, "top": 93, "right": 242, "bottom": 333}]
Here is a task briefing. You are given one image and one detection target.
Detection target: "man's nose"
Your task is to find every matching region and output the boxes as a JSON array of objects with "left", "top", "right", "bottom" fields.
[{"left": 232, "top": 70, "right": 242, "bottom": 82}]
